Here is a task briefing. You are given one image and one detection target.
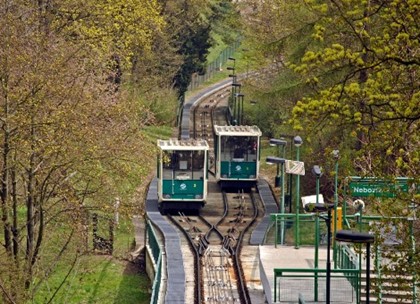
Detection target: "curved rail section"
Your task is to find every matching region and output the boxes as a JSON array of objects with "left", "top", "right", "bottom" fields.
[
  {"left": 180, "top": 79, "right": 232, "bottom": 140},
  {"left": 168, "top": 190, "right": 257, "bottom": 304},
  {"left": 145, "top": 179, "right": 186, "bottom": 303}
]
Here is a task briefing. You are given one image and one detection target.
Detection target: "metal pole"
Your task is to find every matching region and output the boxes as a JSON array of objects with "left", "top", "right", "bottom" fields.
[
  {"left": 280, "top": 162, "right": 285, "bottom": 245},
  {"left": 410, "top": 219, "right": 417, "bottom": 304},
  {"left": 343, "top": 180, "right": 347, "bottom": 225},
  {"left": 294, "top": 146, "right": 300, "bottom": 248},
  {"left": 315, "top": 176, "right": 320, "bottom": 204},
  {"left": 326, "top": 209, "right": 332, "bottom": 304},
  {"left": 233, "top": 93, "right": 237, "bottom": 125},
  {"left": 333, "top": 158, "right": 338, "bottom": 267},
  {"left": 275, "top": 215, "right": 278, "bottom": 248},
  {"left": 314, "top": 175, "right": 320, "bottom": 301},
  {"left": 315, "top": 214, "right": 319, "bottom": 301},
  {"left": 240, "top": 95, "right": 244, "bottom": 125},
  {"left": 366, "top": 243, "right": 371, "bottom": 304}
]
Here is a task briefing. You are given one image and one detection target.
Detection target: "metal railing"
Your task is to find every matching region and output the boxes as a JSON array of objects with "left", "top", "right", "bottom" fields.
[
  {"left": 146, "top": 220, "right": 163, "bottom": 304},
  {"left": 336, "top": 243, "right": 360, "bottom": 301},
  {"left": 150, "top": 253, "right": 162, "bottom": 304},
  {"left": 274, "top": 268, "right": 360, "bottom": 302},
  {"left": 270, "top": 213, "right": 417, "bottom": 303},
  {"left": 147, "top": 220, "right": 161, "bottom": 264}
]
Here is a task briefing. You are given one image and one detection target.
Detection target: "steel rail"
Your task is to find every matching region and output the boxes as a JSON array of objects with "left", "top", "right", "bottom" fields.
[
  {"left": 232, "top": 191, "right": 259, "bottom": 304},
  {"left": 218, "top": 189, "right": 259, "bottom": 304},
  {"left": 166, "top": 214, "right": 202, "bottom": 303},
  {"left": 192, "top": 88, "right": 229, "bottom": 141}
]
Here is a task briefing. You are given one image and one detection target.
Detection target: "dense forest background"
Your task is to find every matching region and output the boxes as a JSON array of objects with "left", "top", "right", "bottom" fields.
[{"left": 0, "top": 0, "right": 418, "bottom": 303}]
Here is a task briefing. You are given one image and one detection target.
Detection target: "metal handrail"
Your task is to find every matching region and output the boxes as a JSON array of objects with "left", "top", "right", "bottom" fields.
[{"left": 273, "top": 268, "right": 360, "bottom": 302}]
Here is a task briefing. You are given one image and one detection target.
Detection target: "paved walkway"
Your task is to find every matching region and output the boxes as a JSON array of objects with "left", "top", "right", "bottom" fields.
[
  {"left": 259, "top": 245, "right": 355, "bottom": 303},
  {"left": 131, "top": 215, "right": 145, "bottom": 259}
]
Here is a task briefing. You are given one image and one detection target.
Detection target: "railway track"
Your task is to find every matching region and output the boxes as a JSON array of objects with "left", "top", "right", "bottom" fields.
[
  {"left": 191, "top": 86, "right": 230, "bottom": 170},
  {"left": 168, "top": 189, "right": 258, "bottom": 304},
  {"left": 181, "top": 81, "right": 261, "bottom": 303},
  {"left": 192, "top": 87, "right": 230, "bottom": 140},
  {"left": 147, "top": 79, "right": 270, "bottom": 303}
]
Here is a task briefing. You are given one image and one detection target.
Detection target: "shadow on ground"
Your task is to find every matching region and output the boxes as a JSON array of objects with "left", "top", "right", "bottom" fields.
[{"left": 114, "top": 249, "right": 151, "bottom": 304}]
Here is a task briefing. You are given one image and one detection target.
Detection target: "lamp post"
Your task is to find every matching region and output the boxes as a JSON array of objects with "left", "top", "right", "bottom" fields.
[
  {"left": 269, "top": 139, "right": 287, "bottom": 187},
  {"left": 293, "top": 136, "right": 303, "bottom": 248},
  {"left": 332, "top": 150, "right": 339, "bottom": 266},
  {"left": 235, "top": 93, "right": 244, "bottom": 125},
  {"left": 313, "top": 165, "right": 322, "bottom": 203},
  {"left": 227, "top": 57, "right": 236, "bottom": 125},
  {"left": 240, "top": 93, "right": 244, "bottom": 125},
  {"left": 312, "top": 165, "right": 322, "bottom": 301},
  {"left": 335, "top": 230, "right": 375, "bottom": 304},
  {"left": 304, "top": 203, "right": 334, "bottom": 303},
  {"left": 266, "top": 156, "right": 286, "bottom": 246},
  {"left": 231, "top": 83, "right": 241, "bottom": 125}
]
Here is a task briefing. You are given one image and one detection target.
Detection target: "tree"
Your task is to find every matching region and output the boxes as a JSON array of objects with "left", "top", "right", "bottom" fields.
[
  {"left": 241, "top": 0, "right": 418, "bottom": 180},
  {"left": 0, "top": 1, "right": 164, "bottom": 302},
  {"left": 160, "top": 0, "right": 240, "bottom": 98},
  {"left": 288, "top": 0, "right": 419, "bottom": 175},
  {"left": 242, "top": 0, "right": 419, "bottom": 293}
]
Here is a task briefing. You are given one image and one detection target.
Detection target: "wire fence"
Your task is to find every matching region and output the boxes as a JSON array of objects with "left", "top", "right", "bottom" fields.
[{"left": 188, "top": 40, "right": 240, "bottom": 91}]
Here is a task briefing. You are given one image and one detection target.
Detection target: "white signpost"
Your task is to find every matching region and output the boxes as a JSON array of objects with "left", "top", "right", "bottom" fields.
[{"left": 285, "top": 160, "right": 305, "bottom": 175}]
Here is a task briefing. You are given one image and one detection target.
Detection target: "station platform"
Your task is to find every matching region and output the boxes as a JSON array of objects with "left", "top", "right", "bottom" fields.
[{"left": 259, "top": 245, "right": 355, "bottom": 304}]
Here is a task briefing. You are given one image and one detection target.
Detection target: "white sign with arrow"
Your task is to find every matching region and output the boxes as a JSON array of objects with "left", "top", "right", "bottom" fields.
[{"left": 285, "top": 160, "right": 305, "bottom": 175}]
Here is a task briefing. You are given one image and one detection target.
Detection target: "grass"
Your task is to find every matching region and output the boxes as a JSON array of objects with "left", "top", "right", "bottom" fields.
[
  {"left": 142, "top": 125, "right": 173, "bottom": 141},
  {"left": 33, "top": 216, "right": 151, "bottom": 304},
  {"left": 30, "top": 126, "right": 173, "bottom": 304},
  {"left": 35, "top": 256, "right": 150, "bottom": 304}
]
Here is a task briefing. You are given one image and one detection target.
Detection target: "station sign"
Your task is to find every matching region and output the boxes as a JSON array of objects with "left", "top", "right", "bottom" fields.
[
  {"left": 285, "top": 160, "right": 305, "bottom": 175},
  {"left": 348, "top": 177, "right": 413, "bottom": 198}
]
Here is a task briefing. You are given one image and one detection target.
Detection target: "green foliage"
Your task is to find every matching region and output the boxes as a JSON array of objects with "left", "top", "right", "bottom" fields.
[
  {"left": 242, "top": 0, "right": 419, "bottom": 287},
  {"left": 242, "top": 0, "right": 419, "bottom": 178},
  {"left": 0, "top": 1, "right": 167, "bottom": 302},
  {"left": 57, "top": 0, "right": 165, "bottom": 64},
  {"left": 289, "top": 0, "right": 419, "bottom": 177},
  {"left": 166, "top": 0, "right": 241, "bottom": 97}
]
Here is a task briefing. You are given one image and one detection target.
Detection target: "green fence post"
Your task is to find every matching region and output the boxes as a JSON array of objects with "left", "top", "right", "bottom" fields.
[
  {"left": 333, "top": 150, "right": 339, "bottom": 267},
  {"left": 274, "top": 273, "right": 277, "bottom": 302},
  {"left": 294, "top": 137, "right": 302, "bottom": 249},
  {"left": 275, "top": 215, "right": 278, "bottom": 248},
  {"left": 376, "top": 245, "right": 382, "bottom": 302},
  {"left": 280, "top": 162, "right": 285, "bottom": 245},
  {"left": 314, "top": 215, "right": 319, "bottom": 301},
  {"left": 410, "top": 219, "right": 417, "bottom": 304}
]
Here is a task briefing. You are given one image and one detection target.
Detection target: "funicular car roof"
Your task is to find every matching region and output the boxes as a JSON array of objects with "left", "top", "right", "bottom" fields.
[
  {"left": 157, "top": 139, "right": 209, "bottom": 151},
  {"left": 214, "top": 125, "right": 262, "bottom": 137}
]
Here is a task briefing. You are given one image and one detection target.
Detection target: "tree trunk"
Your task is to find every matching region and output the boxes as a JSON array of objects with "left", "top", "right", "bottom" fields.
[
  {"left": 11, "top": 165, "right": 19, "bottom": 260},
  {"left": 1, "top": 95, "right": 12, "bottom": 253},
  {"left": 25, "top": 120, "right": 36, "bottom": 289}
]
